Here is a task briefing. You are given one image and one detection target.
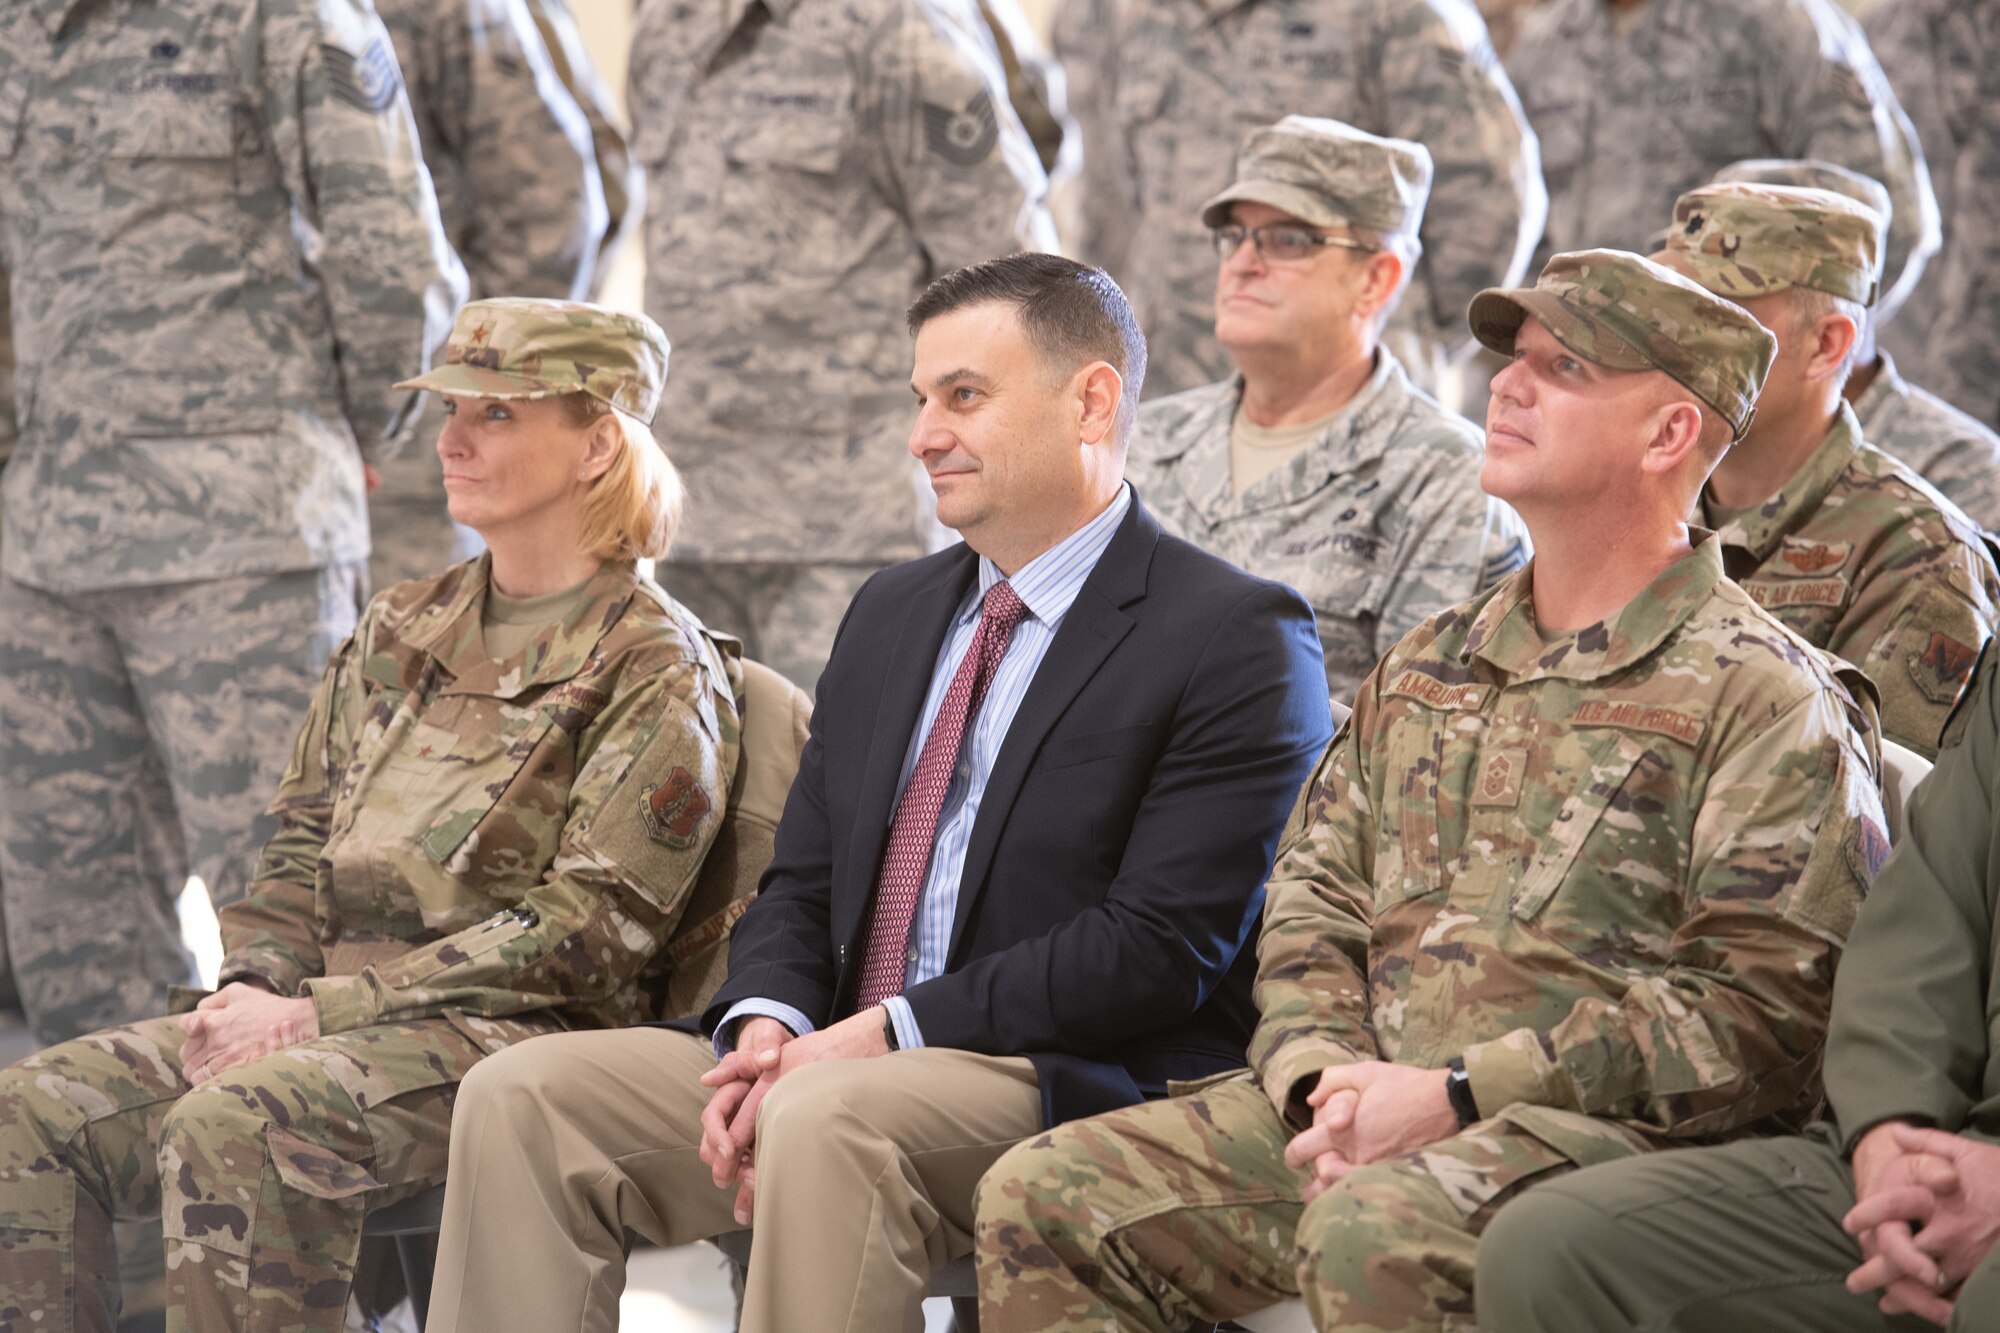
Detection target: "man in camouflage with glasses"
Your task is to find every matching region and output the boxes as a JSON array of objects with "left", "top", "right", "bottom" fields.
[{"left": 1130, "top": 116, "right": 1528, "bottom": 703}]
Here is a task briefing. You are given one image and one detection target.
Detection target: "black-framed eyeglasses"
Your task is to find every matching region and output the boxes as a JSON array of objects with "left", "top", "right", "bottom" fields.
[{"left": 1210, "top": 223, "right": 1377, "bottom": 263}]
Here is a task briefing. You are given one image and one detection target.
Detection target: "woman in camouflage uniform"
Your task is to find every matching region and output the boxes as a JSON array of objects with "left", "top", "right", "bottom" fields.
[{"left": 0, "top": 298, "right": 743, "bottom": 1332}]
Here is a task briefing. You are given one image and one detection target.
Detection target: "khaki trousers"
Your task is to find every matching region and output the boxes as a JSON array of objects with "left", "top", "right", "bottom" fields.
[{"left": 427, "top": 1027, "right": 1042, "bottom": 1333}]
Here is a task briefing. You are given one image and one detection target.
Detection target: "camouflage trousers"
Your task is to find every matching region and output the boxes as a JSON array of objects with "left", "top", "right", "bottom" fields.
[
  {"left": 975, "top": 1075, "right": 1647, "bottom": 1333},
  {"left": 366, "top": 446, "right": 484, "bottom": 592},
  {"left": 0, "top": 566, "right": 362, "bottom": 1045},
  {"left": 0, "top": 1013, "right": 489, "bottom": 1333},
  {"left": 663, "top": 561, "right": 881, "bottom": 694}
]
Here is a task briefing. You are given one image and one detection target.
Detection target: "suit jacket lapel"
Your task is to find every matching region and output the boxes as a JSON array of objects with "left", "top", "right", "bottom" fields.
[
  {"left": 834, "top": 547, "right": 979, "bottom": 945},
  {"left": 945, "top": 503, "right": 1161, "bottom": 958}
]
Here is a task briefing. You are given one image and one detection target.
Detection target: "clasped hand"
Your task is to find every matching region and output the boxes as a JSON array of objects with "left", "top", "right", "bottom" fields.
[
  {"left": 695, "top": 1009, "right": 892, "bottom": 1225},
  {"left": 1843, "top": 1122, "right": 2000, "bottom": 1326},
  {"left": 1282, "top": 1060, "right": 1460, "bottom": 1203},
  {"left": 176, "top": 981, "right": 320, "bottom": 1086}
]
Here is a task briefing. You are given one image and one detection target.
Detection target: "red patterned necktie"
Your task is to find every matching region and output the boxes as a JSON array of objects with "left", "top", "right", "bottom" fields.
[{"left": 855, "top": 580, "right": 1029, "bottom": 1009}]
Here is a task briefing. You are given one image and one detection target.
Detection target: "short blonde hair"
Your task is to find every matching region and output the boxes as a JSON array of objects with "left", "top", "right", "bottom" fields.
[{"left": 565, "top": 393, "right": 684, "bottom": 562}]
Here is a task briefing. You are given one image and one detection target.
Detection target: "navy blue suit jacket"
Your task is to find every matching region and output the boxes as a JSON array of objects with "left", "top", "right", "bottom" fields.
[{"left": 702, "top": 497, "right": 1333, "bottom": 1127}]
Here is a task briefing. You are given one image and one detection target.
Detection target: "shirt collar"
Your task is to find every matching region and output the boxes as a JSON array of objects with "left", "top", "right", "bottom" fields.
[
  {"left": 404, "top": 554, "right": 640, "bottom": 698},
  {"left": 969, "top": 483, "right": 1132, "bottom": 629},
  {"left": 1463, "top": 531, "right": 1725, "bottom": 682},
  {"left": 1702, "top": 403, "right": 1864, "bottom": 564}
]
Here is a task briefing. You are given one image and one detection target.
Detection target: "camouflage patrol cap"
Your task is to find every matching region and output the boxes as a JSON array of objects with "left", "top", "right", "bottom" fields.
[
  {"left": 1199, "top": 115, "right": 1432, "bottom": 239},
  {"left": 1664, "top": 183, "right": 1884, "bottom": 307},
  {"left": 1468, "top": 249, "right": 1777, "bottom": 439},
  {"left": 396, "top": 297, "right": 671, "bottom": 425}
]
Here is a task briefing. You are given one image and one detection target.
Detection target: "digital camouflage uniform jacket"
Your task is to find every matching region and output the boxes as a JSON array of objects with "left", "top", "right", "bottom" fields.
[
  {"left": 1853, "top": 352, "right": 2000, "bottom": 534},
  {"left": 1702, "top": 404, "right": 2000, "bottom": 758},
  {"left": 629, "top": 0, "right": 1055, "bottom": 565},
  {"left": 1111, "top": 0, "right": 1545, "bottom": 396},
  {"left": 1509, "top": 0, "right": 1938, "bottom": 324},
  {"left": 218, "top": 555, "right": 743, "bottom": 1048},
  {"left": 1251, "top": 535, "right": 1885, "bottom": 1170},
  {"left": 0, "top": 0, "right": 466, "bottom": 592},
  {"left": 1129, "top": 353, "right": 1529, "bottom": 702}
]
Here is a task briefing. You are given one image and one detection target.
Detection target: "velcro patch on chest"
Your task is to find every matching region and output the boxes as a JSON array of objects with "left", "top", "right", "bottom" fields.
[
  {"left": 1471, "top": 746, "right": 1528, "bottom": 808},
  {"left": 1569, "top": 699, "right": 1708, "bottom": 748},
  {"left": 1775, "top": 539, "right": 1853, "bottom": 576},
  {"left": 640, "top": 767, "right": 715, "bottom": 850},
  {"left": 1384, "top": 669, "right": 1490, "bottom": 712},
  {"left": 1741, "top": 577, "right": 1849, "bottom": 611}
]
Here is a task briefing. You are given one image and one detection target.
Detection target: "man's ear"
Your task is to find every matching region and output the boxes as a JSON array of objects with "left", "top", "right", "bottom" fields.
[
  {"left": 1078, "top": 361, "right": 1124, "bottom": 447},
  {"left": 1354, "top": 248, "right": 1407, "bottom": 322},
  {"left": 1638, "top": 398, "right": 1707, "bottom": 478},
  {"left": 1804, "top": 310, "right": 1859, "bottom": 385}
]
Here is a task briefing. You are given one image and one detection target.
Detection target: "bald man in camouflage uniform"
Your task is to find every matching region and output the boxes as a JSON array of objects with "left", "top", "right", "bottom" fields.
[
  {"left": 1658, "top": 184, "right": 2000, "bottom": 758},
  {"left": 1108, "top": 0, "right": 1546, "bottom": 399},
  {"left": 975, "top": 250, "right": 1883, "bottom": 1333},
  {"left": 1131, "top": 117, "right": 1528, "bottom": 702},
  {"left": 629, "top": 0, "right": 1054, "bottom": 692},
  {"left": 1509, "top": 0, "right": 1939, "bottom": 325},
  {"left": 1706, "top": 158, "right": 2000, "bottom": 533},
  {"left": 368, "top": 0, "right": 608, "bottom": 590},
  {"left": 0, "top": 0, "right": 465, "bottom": 1048}
]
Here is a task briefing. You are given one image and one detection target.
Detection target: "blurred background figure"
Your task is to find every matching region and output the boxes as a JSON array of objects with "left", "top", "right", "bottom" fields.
[
  {"left": 629, "top": 0, "right": 1056, "bottom": 692},
  {"left": 1507, "top": 0, "right": 1939, "bottom": 325},
  {"left": 1864, "top": 0, "right": 2000, "bottom": 431},
  {"left": 369, "top": 0, "right": 614, "bottom": 591},
  {"left": 0, "top": 0, "right": 463, "bottom": 1052},
  {"left": 527, "top": 0, "right": 648, "bottom": 292},
  {"left": 1708, "top": 157, "right": 2000, "bottom": 533},
  {"left": 1103, "top": 0, "right": 1546, "bottom": 400}
]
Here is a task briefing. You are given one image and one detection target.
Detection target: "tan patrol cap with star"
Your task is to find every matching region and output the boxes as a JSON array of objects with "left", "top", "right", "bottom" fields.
[
  {"left": 1468, "top": 249, "right": 1778, "bottom": 439},
  {"left": 397, "top": 297, "right": 671, "bottom": 425},
  {"left": 1664, "top": 182, "right": 1885, "bottom": 307},
  {"left": 1199, "top": 115, "right": 1432, "bottom": 239}
]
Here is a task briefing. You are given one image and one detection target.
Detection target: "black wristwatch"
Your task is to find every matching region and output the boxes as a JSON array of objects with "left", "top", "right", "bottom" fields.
[
  {"left": 1445, "top": 1057, "right": 1480, "bottom": 1129},
  {"left": 883, "top": 1010, "right": 901, "bottom": 1052}
]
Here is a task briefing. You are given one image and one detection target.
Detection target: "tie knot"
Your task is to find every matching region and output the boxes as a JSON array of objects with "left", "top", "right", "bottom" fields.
[{"left": 982, "top": 579, "right": 1027, "bottom": 633}]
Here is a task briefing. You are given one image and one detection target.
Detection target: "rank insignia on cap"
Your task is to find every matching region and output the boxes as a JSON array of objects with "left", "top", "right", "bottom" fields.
[
  {"left": 640, "top": 767, "right": 713, "bottom": 850},
  {"left": 922, "top": 89, "right": 998, "bottom": 167},
  {"left": 323, "top": 37, "right": 400, "bottom": 114}
]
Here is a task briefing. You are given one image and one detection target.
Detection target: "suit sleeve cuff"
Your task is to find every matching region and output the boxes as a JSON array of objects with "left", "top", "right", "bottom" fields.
[
  {"left": 714, "top": 999, "right": 815, "bottom": 1058},
  {"left": 881, "top": 996, "right": 924, "bottom": 1051}
]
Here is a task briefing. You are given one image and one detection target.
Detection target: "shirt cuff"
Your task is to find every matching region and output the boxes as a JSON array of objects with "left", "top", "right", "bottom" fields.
[
  {"left": 881, "top": 995, "right": 924, "bottom": 1051},
  {"left": 301, "top": 974, "right": 380, "bottom": 1037},
  {"left": 714, "top": 999, "right": 815, "bottom": 1059},
  {"left": 1462, "top": 1027, "right": 1572, "bottom": 1115}
]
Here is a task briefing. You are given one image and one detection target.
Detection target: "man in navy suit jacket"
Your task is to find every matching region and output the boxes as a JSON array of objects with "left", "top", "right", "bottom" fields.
[{"left": 426, "top": 253, "right": 1333, "bottom": 1333}]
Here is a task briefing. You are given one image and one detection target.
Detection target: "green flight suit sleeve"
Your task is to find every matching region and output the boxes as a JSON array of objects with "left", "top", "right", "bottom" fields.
[{"left": 1828, "top": 649, "right": 2000, "bottom": 1151}]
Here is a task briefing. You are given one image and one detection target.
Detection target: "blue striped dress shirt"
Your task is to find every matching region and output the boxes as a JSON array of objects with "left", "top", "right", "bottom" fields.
[{"left": 721, "top": 483, "right": 1134, "bottom": 1051}]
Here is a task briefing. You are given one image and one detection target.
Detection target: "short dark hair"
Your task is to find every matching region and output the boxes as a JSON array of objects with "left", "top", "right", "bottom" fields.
[{"left": 907, "top": 252, "right": 1149, "bottom": 441}]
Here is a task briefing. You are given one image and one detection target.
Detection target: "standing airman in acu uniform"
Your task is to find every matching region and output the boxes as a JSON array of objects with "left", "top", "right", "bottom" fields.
[
  {"left": 1110, "top": 0, "right": 1546, "bottom": 398},
  {"left": 1507, "top": 0, "right": 1940, "bottom": 322},
  {"left": 1130, "top": 117, "right": 1528, "bottom": 701},
  {"left": 0, "top": 0, "right": 466, "bottom": 1047},
  {"left": 628, "top": 0, "right": 1055, "bottom": 692},
  {"left": 976, "top": 250, "right": 1884, "bottom": 1333},
  {"left": 1659, "top": 183, "right": 2000, "bottom": 758}
]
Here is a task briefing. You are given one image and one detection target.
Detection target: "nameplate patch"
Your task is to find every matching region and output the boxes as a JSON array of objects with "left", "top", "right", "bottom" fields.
[
  {"left": 1385, "top": 670, "right": 1489, "bottom": 712},
  {"left": 1569, "top": 700, "right": 1707, "bottom": 747},
  {"left": 1742, "top": 577, "right": 1848, "bottom": 611}
]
